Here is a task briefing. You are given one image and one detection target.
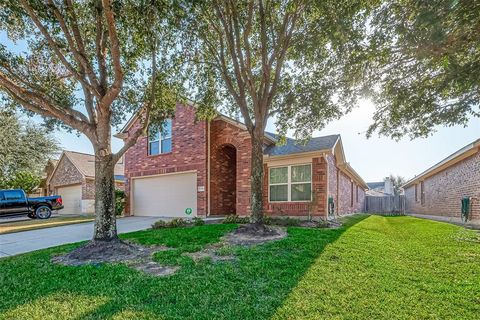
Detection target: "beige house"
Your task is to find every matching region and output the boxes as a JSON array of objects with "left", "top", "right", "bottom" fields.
[{"left": 46, "top": 151, "right": 125, "bottom": 215}]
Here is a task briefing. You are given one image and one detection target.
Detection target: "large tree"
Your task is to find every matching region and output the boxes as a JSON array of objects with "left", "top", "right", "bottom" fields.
[
  {"left": 364, "top": 0, "right": 480, "bottom": 139},
  {"left": 0, "top": 0, "right": 181, "bottom": 247},
  {"left": 0, "top": 108, "right": 59, "bottom": 191},
  {"left": 183, "top": 0, "right": 369, "bottom": 228}
]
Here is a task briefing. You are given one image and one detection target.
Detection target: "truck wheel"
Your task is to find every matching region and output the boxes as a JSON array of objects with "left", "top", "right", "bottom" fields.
[{"left": 35, "top": 206, "right": 52, "bottom": 219}]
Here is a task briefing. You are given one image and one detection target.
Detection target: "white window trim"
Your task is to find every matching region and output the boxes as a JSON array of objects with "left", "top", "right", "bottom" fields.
[
  {"left": 148, "top": 119, "right": 172, "bottom": 156},
  {"left": 268, "top": 163, "right": 312, "bottom": 203}
]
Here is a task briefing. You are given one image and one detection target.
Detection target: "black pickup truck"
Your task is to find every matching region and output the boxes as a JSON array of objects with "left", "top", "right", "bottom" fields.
[{"left": 0, "top": 189, "right": 63, "bottom": 219}]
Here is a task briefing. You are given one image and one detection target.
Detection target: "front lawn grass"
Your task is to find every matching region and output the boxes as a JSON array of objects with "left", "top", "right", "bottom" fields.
[{"left": 0, "top": 215, "right": 479, "bottom": 319}]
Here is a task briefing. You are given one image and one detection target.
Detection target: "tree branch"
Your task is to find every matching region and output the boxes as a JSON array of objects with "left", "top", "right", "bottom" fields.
[{"left": 99, "top": 0, "right": 124, "bottom": 111}]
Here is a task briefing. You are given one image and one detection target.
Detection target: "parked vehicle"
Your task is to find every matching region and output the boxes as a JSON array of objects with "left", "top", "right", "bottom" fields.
[{"left": 0, "top": 189, "right": 63, "bottom": 219}]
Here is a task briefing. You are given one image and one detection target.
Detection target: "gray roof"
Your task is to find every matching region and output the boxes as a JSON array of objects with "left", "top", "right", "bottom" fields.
[{"left": 263, "top": 133, "right": 339, "bottom": 157}]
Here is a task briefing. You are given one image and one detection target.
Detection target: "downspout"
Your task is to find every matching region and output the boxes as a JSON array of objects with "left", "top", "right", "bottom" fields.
[
  {"left": 324, "top": 153, "right": 329, "bottom": 220},
  {"left": 207, "top": 121, "right": 211, "bottom": 216}
]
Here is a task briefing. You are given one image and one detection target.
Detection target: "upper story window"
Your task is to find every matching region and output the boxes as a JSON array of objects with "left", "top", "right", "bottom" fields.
[
  {"left": 269, "top": 164, "right": 312, "bottom": 202},
  {"left": 148, "top": 119, "right": 172, "bottom": 156}
]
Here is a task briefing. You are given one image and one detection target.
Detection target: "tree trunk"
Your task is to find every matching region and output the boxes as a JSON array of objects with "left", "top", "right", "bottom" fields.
[
  {"left": 250, "top": 128, "right": 264, "bottom": 225},
  {"left": 93, "top": 152, "right": 117, "bottom": 241}
]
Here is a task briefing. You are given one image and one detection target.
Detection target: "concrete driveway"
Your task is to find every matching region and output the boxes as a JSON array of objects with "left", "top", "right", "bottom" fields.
[{"left": 0, "top": 216, "right": 160, "bottom": 258}]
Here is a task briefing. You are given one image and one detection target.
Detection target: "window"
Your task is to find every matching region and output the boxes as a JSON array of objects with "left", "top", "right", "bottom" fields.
[
  {"left": 148, "top": 119, "right": 172, "bottom": 155},
  {"left": 415, "top": 184, "right": 418, "bottom": 202},
  {"left": 356, "top": 185, "right": 359, "bottom": 203},
  {"left": 4, "top": 190, "right": 24, "bottom": 200},
  {"left": 420, "top": 181, "right": 425, "bottom": 205},
  {"left": 269, "top": 164, "right": 312, "bottom": 202},
  {"left": 350, "top": 181, "right": 354, "bottom": 207}
]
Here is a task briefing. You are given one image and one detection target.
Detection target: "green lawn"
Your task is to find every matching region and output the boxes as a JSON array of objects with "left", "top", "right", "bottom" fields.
[{"left": 0, "top": 215, "right": 479, "bottom": 319}]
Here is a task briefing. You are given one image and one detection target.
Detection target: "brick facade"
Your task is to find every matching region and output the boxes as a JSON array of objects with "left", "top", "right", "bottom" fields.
[
  {"left": 327, "top": 154, "right": 365, "bottom": 215},
  {"left": 263, "top": 157, "right": 328, "bottom": 218},
  {"left": 405, "top": 150, "right": 480, "bottom": 220},
  {"left": 123, "top": 104, "right": 366, "bottom": 218},
  {"left": 208, "top": 119, "right": 252, "bottom": 215},
  {"left": 123, "top": 103, "right": 208, "bottom": 216}
]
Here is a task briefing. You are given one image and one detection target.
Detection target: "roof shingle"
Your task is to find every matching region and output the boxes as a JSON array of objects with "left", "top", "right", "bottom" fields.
[{"left": 263, "top": 133, "right": 339, "bottom": 157}]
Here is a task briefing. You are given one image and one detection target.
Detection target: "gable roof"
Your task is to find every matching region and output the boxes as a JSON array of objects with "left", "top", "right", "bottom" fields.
[
  {"left": 53, "top": 151, "right": 125, "bottom": 181},
  {"left": 403, "top": 137, "right": 480, "bottom": 188},
  {"left": 263, "top": 133, "right": 339, "bottom": 157}
]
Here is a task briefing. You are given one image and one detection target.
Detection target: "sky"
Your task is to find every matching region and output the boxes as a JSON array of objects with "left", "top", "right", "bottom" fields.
[{"left": 1, "top": 32, "right": 479, "bottom": 183}]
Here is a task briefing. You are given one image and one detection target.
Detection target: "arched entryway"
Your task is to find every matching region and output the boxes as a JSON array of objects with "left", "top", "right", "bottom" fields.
[{"left": 210, "top": 144, "right": 237, "bottom": 215}]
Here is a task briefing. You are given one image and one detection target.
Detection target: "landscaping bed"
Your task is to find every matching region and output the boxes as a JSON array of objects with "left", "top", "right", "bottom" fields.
[{"left": 0, "top": 215, "right": 479, "bottom": 319}]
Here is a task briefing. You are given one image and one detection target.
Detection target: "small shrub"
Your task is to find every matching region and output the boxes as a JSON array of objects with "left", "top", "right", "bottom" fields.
[
  {"left": 223, "top": 215, "right": 250, "bottom": 224},
  {"left": 169, "top": 218, "right": 187, "bottom": 228},
  {"left": 268, "top": 217, "right": 300, "bottom": 227},
  {"left": 152, "top": 220, "right": 167, "bottom": 229},
  {"left": 192, "top": 217, "right": 205, "bottom": 226}
]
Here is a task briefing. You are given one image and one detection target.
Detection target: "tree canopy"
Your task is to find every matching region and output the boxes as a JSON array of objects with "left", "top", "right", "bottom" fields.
[
  {"left": 364, "top": 0, "right": 480, "bottom": 139},
  {"left": 0, "top": 109, "right": 58, "bottom": 179}
]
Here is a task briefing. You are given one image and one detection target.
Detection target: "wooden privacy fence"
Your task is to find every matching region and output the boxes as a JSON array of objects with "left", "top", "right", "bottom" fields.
[{"left": 365, "top": 195, "right": 405, "bottom": 214}]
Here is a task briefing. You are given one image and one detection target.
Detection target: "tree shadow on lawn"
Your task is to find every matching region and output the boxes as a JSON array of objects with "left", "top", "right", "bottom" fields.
[{"left": 0, "top": 215, "right": 369, "bottom": 320}]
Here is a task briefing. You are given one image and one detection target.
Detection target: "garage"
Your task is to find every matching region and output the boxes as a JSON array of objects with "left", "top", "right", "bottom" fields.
[
  {"left": 56, "top": 184, "right": 82, "bottom": 215},
  {"left": 132, "top": 171, "right": 197, "bottom": 217}
]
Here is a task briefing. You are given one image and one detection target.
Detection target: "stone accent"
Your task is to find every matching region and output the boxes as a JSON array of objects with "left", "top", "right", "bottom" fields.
[
  {"left": 209, "top": 119, "right": 252, "bottom": 215},
  {"left": 263, "top": 157, "right": 328, "bottom": 218},
  {"left": 404, "top": 151, "right": 480, "bottom": 220},
  {"left": 123, "top": 104, "right": 208, "bottom": 216},
  {"left": 48, "top": 155, "right": 84, "bottom": 195}
]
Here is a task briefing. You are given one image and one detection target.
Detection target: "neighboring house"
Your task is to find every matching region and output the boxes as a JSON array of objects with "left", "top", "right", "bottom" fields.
[
  {"left": 116, "top": 103, "right": 368, "bottom": 219},
  {"left": 366, "top": 178, "right": 394, "bottom": 196},
  {"left": 47, "top": 151, "right": 125, "bottom": 215},
  {"left": 403, "top": 138, "right": 480, "bottom": 223}
]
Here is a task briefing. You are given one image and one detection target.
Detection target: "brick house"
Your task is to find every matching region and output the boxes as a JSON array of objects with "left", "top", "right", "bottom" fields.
[
  {"left": 47, "top": 151, "right": 125, "bottom": 215},
  {"left": 403, "top": 138, "right": 480, "bottom": 223},
  {"left": 117, "top": 103, "right": 367, "bottom": 219}
]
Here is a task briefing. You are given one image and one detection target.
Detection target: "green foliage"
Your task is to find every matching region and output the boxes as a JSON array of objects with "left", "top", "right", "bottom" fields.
[
  {"left": 151, "top": 218, "right": 190, "bottom": 229},
  {"left": 192, "top": 217, "right": 205, "bottom": 226},
  {"left": 222, "top": 215, "right": 250, "bottom": 224},
  {"left": 181, "top": 1, "right": 372, "bottom": 140},
  {"left": 264, "top": 217, "right": 301, "bottom": 227},
  {"left": 0, "top": 171, "right": 42, "bottom": 194},
  {"left": 114, "top": 189, "right": 126, "bottom": 216},
  {"left": 151, "top": 220, "right": 168, "bottom": 229},
  {"left": 363, "top": 0, "right": 480, "bottom": 139},
  {"left": 0, "top": 110, "right": 59, "bottom": 180},
  {"left": 2, "top": 216, "right": 479, "bottom": 319}
]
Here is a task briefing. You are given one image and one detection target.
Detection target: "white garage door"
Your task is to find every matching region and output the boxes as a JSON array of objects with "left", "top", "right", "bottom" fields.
[
  {"left": 133, "top": 172, "right": 197, "bottom": 217},
  {"left": 57, "top": 184, "right": 82, "bottom": 215}
]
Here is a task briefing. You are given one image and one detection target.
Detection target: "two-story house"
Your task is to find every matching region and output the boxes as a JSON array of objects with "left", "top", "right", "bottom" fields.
[{"left": 116, "top": 103, "right": 368, "bottom": 219}]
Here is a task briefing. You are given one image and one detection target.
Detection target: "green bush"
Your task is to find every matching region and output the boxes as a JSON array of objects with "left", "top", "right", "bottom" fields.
[
  {"left": 169, "top": 218, "right": 187, "bottom": 228},
  {"left": 0, "top": 171, "right": 41, "bottom": 194},
  {"left": 222, "top": 215, "right": 250, "bottom": 224},
  {"left": 265, "top": 217, "right": 300, "bottom": 227},
  {"left": 115, "top": 189, "right": 126, "bottom": 216},
  {"left": 192, "top": 217, "right": 205, "bottom": 226},
  {"left": 152, "top": 220, "right": 168, "bottom": 229}
]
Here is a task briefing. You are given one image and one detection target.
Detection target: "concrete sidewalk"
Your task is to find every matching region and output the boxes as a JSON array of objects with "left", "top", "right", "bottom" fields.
[
  {"left": 0, "top": 216, "right": 160, "bottom": 258},
  {"left": 408, "top": 213, "right": 480, "bottom": 229}
]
